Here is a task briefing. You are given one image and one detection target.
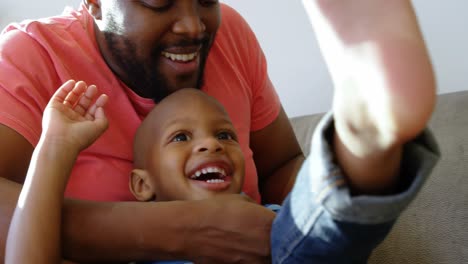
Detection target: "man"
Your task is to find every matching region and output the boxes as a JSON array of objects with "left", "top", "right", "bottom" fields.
[
  {"left": 0, "top": 0, "right": 438, "bottom": 263},
  {"left": 0, "top": 1, "right": 301, "bottom": 262}
]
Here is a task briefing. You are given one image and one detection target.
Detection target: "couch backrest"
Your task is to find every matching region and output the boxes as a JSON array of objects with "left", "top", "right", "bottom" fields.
[{"left": 289, "top": 90, "right": 468, "bottom": 263}]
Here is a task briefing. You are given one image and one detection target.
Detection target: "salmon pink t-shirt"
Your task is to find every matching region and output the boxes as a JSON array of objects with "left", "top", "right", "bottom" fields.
[{"left": 0, "top": 4, "right": 280, "bottom": 203}]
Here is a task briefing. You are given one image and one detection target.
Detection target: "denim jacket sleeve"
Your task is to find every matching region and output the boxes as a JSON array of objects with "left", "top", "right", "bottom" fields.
[{"left": 271, "top": 112, "right": 440, "bottom": 264}]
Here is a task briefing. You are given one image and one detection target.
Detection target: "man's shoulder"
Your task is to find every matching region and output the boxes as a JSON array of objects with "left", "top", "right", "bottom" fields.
[
  {"left": 1, "top": 8, "right": 88, "bottom": 45},
  {"left": 218, "top": 3, "right": 252, "bottom": 37},
  {"left": 220, "top": 3, "right": 244, "bottom": 22},
  {"left": 213, "top": 3, "right": 260, "bottom": 60}
]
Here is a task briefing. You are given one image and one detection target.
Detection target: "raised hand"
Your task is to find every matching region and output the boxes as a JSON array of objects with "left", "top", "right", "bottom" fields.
[
  {"left": 302, "top": 0, "right": 436, "bottom": 193},
  {"left": 42, "top": 80, "right": 109, "bottom": 151},
  {"left": 6, "top": 81, "right": 108, "bottom": 264}
]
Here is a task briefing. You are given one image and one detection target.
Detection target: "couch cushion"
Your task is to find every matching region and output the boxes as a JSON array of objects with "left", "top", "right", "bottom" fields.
[{"left": 370, "top": 90, "right": 468, "bottom": 263}]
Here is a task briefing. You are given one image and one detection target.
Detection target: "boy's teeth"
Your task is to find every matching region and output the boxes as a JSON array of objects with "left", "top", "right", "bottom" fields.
[
  {"left": 162, "top": 51, "right": 198, "bottom": 62},
  {"left": 206, "top": 179, "right": 225, "bottom": 183},
  {"left": 190, "top": 166, "right": 227, "bottom": 179}
]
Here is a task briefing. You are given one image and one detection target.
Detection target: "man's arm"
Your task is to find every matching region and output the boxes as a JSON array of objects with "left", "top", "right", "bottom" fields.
[
  {"left": 0, "top": 124, "right": 274, "bottom": 263},
  {"left": 251, "top": 107, "right": 305, "bottom": 205}
]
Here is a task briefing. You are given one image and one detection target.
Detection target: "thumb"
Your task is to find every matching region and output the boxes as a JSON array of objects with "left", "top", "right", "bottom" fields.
[{"left": 94, "top": 106, "right": 109, "bottom": 131}]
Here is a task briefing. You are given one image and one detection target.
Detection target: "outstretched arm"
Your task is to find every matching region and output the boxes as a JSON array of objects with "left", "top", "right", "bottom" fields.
[
  {"left": 303, "top": 0, "right": 436, "bottom": 194},
  {"left": 270, "top": 1, "right": 438, "bottom": 262},
  {"left": 5, "top": 80, "right": 108, "bottom": 264}
]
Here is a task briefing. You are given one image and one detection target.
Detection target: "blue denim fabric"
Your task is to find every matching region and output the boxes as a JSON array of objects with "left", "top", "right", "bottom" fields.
[
  {"left": 143, "top": 260, "right": 193, "bottom": 264},
  {"left": 139, "top": 113, "right": 440, "bottom": 264},
  {"left": 270, "top": 113, "right": 440, "bottom": 264},
  {"left": 271, "top": 158, "right": 394, "bottom": 264}
]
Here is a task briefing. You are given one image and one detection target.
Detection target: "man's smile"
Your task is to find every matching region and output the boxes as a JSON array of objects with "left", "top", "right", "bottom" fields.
[
  {"left": 162, "top": 51, "right": 199, "bottom": 62},
  {"left": 160, "top": 47, "right": 201, "bottom": 75}
]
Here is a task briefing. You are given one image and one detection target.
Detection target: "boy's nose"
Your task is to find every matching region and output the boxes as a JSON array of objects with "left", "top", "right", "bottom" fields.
[{"left": 194, "top": 138, "right": 224, "bottom": 153}]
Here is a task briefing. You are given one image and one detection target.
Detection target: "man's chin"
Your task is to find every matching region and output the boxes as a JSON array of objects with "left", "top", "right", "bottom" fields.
[{"left": 168, "top": 78, "right": 202, "bottom": 93}]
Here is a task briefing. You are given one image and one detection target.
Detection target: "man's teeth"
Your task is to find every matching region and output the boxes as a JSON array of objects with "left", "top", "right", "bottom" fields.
[
  {"left": 190, "top": 166, "right": 226, "bottom": 180},
  {"left": 162, "top": 51, "right": 198, "bottom": 62}
]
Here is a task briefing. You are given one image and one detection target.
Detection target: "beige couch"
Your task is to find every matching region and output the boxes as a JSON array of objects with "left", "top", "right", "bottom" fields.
[{"left": 289, "top": 91, "right": 468, "bottom": 263}]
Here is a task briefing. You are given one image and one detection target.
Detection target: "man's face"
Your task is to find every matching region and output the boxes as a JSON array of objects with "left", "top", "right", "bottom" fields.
[
  {"left": 143, "top": 92, "right": 245, "bottom": 201},
  {"left": 93, "top": 0, "right": 221, "bottom": 101}
]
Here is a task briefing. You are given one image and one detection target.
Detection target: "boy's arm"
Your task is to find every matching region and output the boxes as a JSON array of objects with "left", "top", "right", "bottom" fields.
[
  {"left": 252, "top": 0, "right": 435, "bottom": 204},
  {"left": 5, "top": 81, "right": 109, "bottom": 264},
  {"left": 303, "top": 0, "right": 436, "bottom": 194},
  {"left": 5, "top": 138, "right": 79, "bottom": 264},
  {"left": 270, "top": 0, "right": 439, "bottom": 262}
]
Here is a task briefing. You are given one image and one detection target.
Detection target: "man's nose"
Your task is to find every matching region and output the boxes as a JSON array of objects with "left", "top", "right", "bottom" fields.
[
  {"left": 172, "top": 6, "right": 206, "bottom": 38},
  {"left": 194, "top": 137, "right": 224, "bottom": 153}
]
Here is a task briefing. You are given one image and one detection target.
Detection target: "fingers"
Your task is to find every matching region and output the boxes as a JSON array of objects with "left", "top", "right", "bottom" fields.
[
  {"left": 63, "top": 81, "right": 87, "bottom": 107},
  {"left": 54, "top": 80, "right": 108, "bottom": 120},
  {"left": 74, "top": 84, "right": 97, "bottom": 116},
  {"left": 50, "top": 80, "right": 77, "bottom": 105},
  {"left": 85, "top": 94, "right": 109, "bottom": 121}
]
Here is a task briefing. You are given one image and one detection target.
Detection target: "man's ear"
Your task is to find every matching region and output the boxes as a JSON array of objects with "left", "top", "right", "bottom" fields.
[
  {"left": 129, "top": 169, "right": 156, "bottom": 201},
  {"left": 84, "top": 0, "right": 102, "bottom": 20}
]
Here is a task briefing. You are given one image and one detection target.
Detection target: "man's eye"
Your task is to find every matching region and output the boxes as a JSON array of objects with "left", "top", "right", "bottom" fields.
[
  {"left": 199, "top": 0, "right": 219, "bottom": 7},
  {"left": 141, "top": 0, "right": 173, "bottom": 11},
  {"left": 171, "top": 133, "right": 190, "bottom": 142},
  {"left": 217, "top": 131, "right": 235, "bottom": 141}
]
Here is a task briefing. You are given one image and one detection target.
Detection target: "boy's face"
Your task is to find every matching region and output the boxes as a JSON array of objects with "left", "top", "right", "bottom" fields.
[{"left": 132, "top": 90, "right": 244, "bottom": 201}]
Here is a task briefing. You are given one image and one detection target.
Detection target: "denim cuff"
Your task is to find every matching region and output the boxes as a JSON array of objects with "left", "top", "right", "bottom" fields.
[{"left": 307, "top": 112, "right": 440, "bottom": 224}]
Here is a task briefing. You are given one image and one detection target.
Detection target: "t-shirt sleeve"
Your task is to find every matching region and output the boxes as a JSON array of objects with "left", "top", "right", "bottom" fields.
[
  {"left": 245, "top": 18, "right": 281, "bottom": 132},
  {"left": 221, "top": 4, "right": 281, "bottom": 132},
  {"left": 0, "top": 28, "right": 60, "bottom": 146}
]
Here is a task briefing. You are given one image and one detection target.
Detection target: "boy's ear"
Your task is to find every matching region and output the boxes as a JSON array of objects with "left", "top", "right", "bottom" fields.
[
  {"left": 129, "top": 169, "right": 156, "bottom": 201},
  {"left": 84, "top": 0, "right": 102, "bottom": 20}
]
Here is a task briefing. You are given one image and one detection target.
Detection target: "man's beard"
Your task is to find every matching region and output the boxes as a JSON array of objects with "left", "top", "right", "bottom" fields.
[{"left": 103, "top": 32, "right": 211, "bottom": 103}]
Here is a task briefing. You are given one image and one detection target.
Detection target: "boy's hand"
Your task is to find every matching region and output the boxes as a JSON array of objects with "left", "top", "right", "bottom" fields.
[
  {"left": 302, "top": 0, "right": 436, "bottom": 193},
  {"left": 42, "top": 80, "right": 109, "bottom": 151}
]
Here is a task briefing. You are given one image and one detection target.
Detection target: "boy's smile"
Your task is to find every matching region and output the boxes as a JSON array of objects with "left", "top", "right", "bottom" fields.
[{"left": 187, "top": 160, "right": 234, "bottom": 191}]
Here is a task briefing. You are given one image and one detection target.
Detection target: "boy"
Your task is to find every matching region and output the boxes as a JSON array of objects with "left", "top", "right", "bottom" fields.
[{"left": 7, "top": 80, "right": 438, "bottom": 263}]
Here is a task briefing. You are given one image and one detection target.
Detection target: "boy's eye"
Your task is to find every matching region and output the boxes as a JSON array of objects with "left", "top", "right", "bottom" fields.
[
  {"left": 171, "top": 133, "right": 190, "bottom": 142},
  {"left": 217, "top": 131, "right": 235, "bottom": 141}
]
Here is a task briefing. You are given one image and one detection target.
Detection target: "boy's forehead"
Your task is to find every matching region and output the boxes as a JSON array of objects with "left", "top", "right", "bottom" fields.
[
  {"left": 146, "top": 89, "right": 231, "bottom": 127},
  {"left": 162, "top": 89, "right": 226, "bottom": 114}
]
